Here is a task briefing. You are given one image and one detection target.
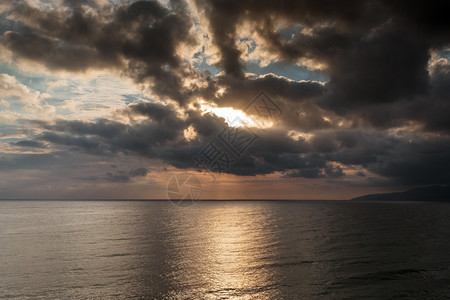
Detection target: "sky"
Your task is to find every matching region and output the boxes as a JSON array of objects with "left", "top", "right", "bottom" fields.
[{"left": 0, "top": 0, "right": 449, "bottom": 199}]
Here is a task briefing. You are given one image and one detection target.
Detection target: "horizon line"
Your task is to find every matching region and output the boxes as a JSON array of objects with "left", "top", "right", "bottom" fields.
[{"left": 0, "top": 198, "right": 347, "bottom": 201}]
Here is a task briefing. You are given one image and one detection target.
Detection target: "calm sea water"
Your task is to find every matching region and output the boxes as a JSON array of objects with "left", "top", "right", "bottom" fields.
[{"left": 1, "top": 200, "right": 450, "bottom": 299}]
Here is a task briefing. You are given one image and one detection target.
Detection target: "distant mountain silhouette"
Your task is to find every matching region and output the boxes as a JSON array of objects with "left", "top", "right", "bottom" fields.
[{"left": 351, "top": 185, "right": 450, "bottom": 201}]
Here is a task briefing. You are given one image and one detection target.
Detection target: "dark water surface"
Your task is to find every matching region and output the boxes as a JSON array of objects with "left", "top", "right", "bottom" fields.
[{"left": 1, "top": 200, "right": 450, "bottom": 299}]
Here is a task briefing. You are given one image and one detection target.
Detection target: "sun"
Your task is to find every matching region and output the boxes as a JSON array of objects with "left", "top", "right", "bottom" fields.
[{"left": 199, "top": 101, "right": 273, "bottom": 128}]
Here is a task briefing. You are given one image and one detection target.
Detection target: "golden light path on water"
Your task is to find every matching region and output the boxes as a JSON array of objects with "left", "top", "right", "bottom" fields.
[
  {"left": 161, "top": 201, "right": 285, "bottom": 299},
  {"left": 195, "top": 204, "right": 276, "bottom": 298}
]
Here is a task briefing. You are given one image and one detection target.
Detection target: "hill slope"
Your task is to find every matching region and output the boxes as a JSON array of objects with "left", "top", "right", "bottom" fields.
[{"left": 351, "top": 185, "right": 450, "bottom": 201}]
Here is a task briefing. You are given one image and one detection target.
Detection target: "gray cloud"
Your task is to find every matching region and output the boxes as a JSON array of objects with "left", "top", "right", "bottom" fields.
[
  {"left": 11, "top": 140, "right": 46, "bottom": 148},
  {"left": 2, "top": 0, "right": 450, "bottom": 192},
  {"left": 105, "top": 167, "right": 148, "bottom": 182},
  {"left": 2, "top": 0, "right": 197, "bottom": 104},
  {"left": 18, "top": 101, "right": 449, "bottom": 186},
  {"left": 196, "top": 0, "right": 450, "bottom": 131}
]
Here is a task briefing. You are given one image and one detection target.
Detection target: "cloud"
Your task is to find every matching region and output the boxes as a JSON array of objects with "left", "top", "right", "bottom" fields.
[
  {"left": 16, "top": 100, "right": 448, "bottom": 186},
  {"left": 195, "top": 0, "right": 450, "bottom": 124},
  {"left": 1, "top": 0, "right": 450, "bottom": 197},
  {"left": 1, "top": 0, "right": 197, "bottom": 104},
  {"left": 46, "top": 79, "right": 67, "bottom": 92},
  {"left": 10, "top": 140, "right": 46, "bottom": 148},
  {"left": 0, "top": 73, "right": 38, "bottom": 102},
  {"left": 105, "top": 167, "right": 148, "bottom": 182},
  {"left": 0, "top": 73, "right": 57, "bottom": 117},
  {"left": 0, "top": 99, "right": 9, "bottom": 108}
]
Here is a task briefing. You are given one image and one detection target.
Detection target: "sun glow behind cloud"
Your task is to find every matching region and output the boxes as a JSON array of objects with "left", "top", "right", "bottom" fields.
[{"left": 199, "top": 101, "right": 273, "bottom": 128}]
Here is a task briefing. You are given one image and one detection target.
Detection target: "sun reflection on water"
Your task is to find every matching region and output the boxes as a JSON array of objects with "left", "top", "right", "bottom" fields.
[{"left": 165, "top": 202, "right": 282, "bottom": 298}]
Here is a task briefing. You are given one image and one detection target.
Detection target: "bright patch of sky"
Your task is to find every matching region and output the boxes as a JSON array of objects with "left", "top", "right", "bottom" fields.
[
  {"left": 278, "top": 25, "right": 303, "bottom": 41},
  {"left": 437, "top": 48, "right": 450, "bottom": 59},
  {"left": 246, "top": 61, "right": 328, "bottom": 82},
  {"left": 0, "top": 63, "right": 151, "bottom": 120},
  {"left": 0, "top": 63, "right": 152, "bottom": 149},
  {"left": 192, "top": 55, "right": 221, "bottom": 77},
  {"left": 192, "top": 49, "right": 328, "bottom": 82}
]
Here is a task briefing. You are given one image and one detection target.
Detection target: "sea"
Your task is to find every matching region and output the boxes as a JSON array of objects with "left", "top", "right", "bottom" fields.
[{"left": 1, "top": 200, "right": 450, "bottom": 299}]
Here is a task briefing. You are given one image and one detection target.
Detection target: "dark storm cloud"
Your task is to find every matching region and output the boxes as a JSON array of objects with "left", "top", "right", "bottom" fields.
[
  {"left": 385, "top": 0, "right": 450, "bottom": 42},
  {"left": 337, "top": 58, "right": 450, "bottom": 131},
  {"left": 319, "top": 26, "right": 430, "bottom": 112},
  {"left": 2, "top": 0, "right": 450, "bottom": 189},
  {"left": 23, "top": 101, "right": 450, "bottom": 185},
  {"left": 4, "top": 0, "right": 447, "bottom": 127},
  {"left": 1, "top": 0, "right": 197, "bottom": 104},
  {"left": 366, "top": 136, "right": 450, "bottom": 185},
  {"left": 418, "top": 59, "right": 450, "bottom": 132},
  {"left": 38, "top": 132, "right": 104, "bottom": 153},
  {"left": 44, "top": 119, "right": 128, "bottom": 139},
  {"left": 2, "top": 0, "right": 449, "bottom": 116},
  {"left": 105, "top": 167, "right": 148, "bottom": 182},
  {"left": 195, "top": 0, "right": 384, "bottom": 78},
  {"left": 127, "top": 102, "right": 182, "bottom": 124},
  {"left": 11, "top": 140, "right": 46, "bottom": 148},
  {"left": 0, "top": 152, "right": 60, "bottom": 171},
  {"left": 196, "top": 0, "right": 450, "bottom": 127},
  {"left": 214, "top": 73, "right": 325, "bottom": 111},
  {"left": 285, "top": 164, "right": 345, "bottom": 178}
]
